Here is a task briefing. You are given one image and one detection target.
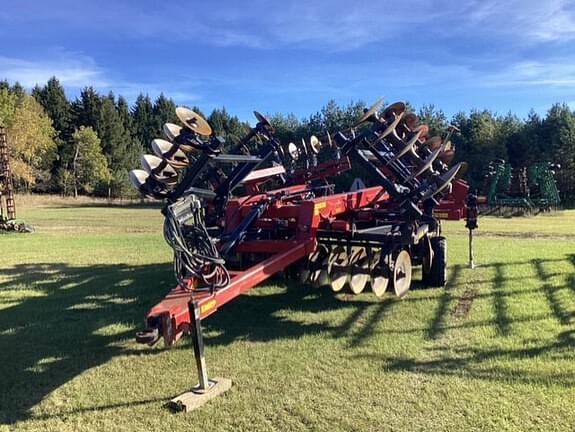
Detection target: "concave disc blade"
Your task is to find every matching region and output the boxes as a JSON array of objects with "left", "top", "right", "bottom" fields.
[
  {"left": 309, "top": 246, "right": 329, "bottom": 287},
  {"left": 455, "top": 161, "right": 468, "bottom": 180},
  {"left": 175, "top": 107, "right": 212, "bottom": 136},
  {"left": 439, "top": 149, "right": 455, "bottom": 165},
  {"left": 151, "top": 139, "right": 189, "bottom": 169},
  {"left": 349, "top": 248, "right": 369, "bottom": 294},
  {"left": 354, "top": 97, "right": 385, "bottom": 126},
  {"left": 329, "top": 246, "right": 349, "bottom": 292},
  {"left": 371, "top": 252, "right": 390, "bottom": 297},
  {"left": 403, "top": 112, "right": 419, "bottom": 130},
  {"left": 392, "top": 250, "right": 412, "bottom": 298}
]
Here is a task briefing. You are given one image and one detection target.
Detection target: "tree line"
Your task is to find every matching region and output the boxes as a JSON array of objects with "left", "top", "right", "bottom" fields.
[{"left": 0, "top": 77, "right": 574, "bottom": 203}]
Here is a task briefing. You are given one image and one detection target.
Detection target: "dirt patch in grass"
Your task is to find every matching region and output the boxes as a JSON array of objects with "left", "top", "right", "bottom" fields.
[{"left": 452, "top": 288, "right": 479, "bottom": 319}]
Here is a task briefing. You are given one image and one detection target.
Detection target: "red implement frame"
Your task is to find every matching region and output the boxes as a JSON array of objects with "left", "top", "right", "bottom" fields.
[{"left": 143, "top": 185, "right": 390, "bottom": 346}]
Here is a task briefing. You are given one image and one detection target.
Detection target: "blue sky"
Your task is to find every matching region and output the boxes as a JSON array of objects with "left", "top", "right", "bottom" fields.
[{"left": 1, "top": 0, "right": 574, "bottom": 121}]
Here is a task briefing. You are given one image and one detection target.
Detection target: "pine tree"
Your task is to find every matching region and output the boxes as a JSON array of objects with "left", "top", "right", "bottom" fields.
[
  {"left": 418, "top": 104, "right": 448, "bottom": 137},
  {"left": 542, "top": 104, "right": 575, "bottom": 202},
  {"left": 152, "top": 94, "right": 178, "bottom": 138},
  {"left": 97, "top": 97, "right": 138, "bottom": 197},
  {"left": 31, "top": 77, "right": 73, "bottom": 141},
  {"left": 208, "top": 108, "right": 250, "bottom": 146},
  {"left": 116, "top": 95, "right": 133, "bottom": 132},
  {"left": 131, "top": 94, "right": 154, "bottom": 151},
  {"left": 72, "top": 87, "right": 102, "bottom": 130}
]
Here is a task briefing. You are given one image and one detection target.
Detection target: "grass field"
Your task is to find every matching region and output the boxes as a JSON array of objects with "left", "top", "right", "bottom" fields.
[{"left": 1, "top": 197, "right": 575, "bottom": 431}]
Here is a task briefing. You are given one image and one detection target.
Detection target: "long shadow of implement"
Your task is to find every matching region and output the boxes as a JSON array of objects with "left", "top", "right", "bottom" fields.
[
  {"left": 0, "top": 263, "right": 172, "bottom": 424},
  {"left": 426, "top": 264, "right": 462, "bottom": 340},
  {"left": 3, "top": 254, "right": 574, "bottom": 423},
  {"left": 354, "top": 253, "right": 575, "bottom": 387},
  {"left": 0, "top": 263, "right": 383, "bottom": 424},
  {"left": 354, "top": 329, "right": 575, "bottom": 386},
  {"left": 532, "top": 258, "right": 575, "bottom": 325}
]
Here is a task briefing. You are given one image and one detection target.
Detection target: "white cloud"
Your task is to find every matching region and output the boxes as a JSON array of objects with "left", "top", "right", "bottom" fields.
[
  {"left": 0, "top": 50, "right": 200, "bottom": 104},
  {"left": 0, "top": 52, "right": 107, "bottom": 88},
  {"left": 482, "top": 61, "right": 575, "bottom": 88},
  {"left": 2, "top": 0, "right": 574, "bottom": 50},
  {"left": 463, "top": 0, "right": 575, "bottom": 43}
]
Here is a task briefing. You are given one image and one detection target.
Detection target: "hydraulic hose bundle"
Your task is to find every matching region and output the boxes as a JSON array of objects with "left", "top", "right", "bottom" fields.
[{"left": 163, "top": 195, "right": 230, "bottom": 290}]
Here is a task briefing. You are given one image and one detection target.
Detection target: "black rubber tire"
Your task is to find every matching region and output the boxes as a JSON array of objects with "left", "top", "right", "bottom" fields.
[{"left": 422, "top": 236, "right": 447, "bottom": 287}]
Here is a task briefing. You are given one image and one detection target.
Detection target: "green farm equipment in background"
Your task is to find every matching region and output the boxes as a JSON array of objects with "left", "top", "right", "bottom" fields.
[{"left": 482, "top": 159, "right": 561, "bottom": 214}]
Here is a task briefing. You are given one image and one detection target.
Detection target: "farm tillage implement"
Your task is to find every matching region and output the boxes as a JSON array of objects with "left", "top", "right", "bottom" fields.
[{"left": 129, "top": 98, "right": 472, "bottom": 411}]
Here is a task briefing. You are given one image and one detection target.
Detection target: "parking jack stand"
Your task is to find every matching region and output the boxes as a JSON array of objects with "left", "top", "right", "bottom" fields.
[
  {"left": 169, "top": 301, "right": 232, "bottom": 412},
  {"left": 465, "top": 192, "right": 478, "bottom": 269}
]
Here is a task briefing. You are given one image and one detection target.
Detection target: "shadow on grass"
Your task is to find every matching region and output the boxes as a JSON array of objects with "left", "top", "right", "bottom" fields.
[
  {"left": 0, "top": 263, "right": 384, "bottom": 424},
  {"left": 354, "top": 329, "right": 575, "bottom": 386},
  {"left": 0, "top": 263, "right": 180, "bottom": 424},
  {"left": 426, "top": 264, "right": 462, "bottom": 340},
  {"left": 2, "top": 253, "right": 575, "bottom": 423},
  {"left": 355, "top": 253, "right": 575, "bottom": 387}
]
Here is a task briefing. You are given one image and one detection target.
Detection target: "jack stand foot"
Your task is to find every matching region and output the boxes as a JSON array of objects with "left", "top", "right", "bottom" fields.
[{"left": 169, "top": 377, "right": 232, "bottom": 412}]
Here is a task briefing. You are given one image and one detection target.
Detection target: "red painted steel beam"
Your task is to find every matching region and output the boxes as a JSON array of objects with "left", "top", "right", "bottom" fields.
[{"left": 145, "top": 238, "right": 316, "bottom": 345}]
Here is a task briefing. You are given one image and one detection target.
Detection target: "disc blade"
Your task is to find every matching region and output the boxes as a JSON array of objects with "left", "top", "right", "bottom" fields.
[
  {"left": 422, "top": 162, "right": 464, "bottom": 200},
  {"left": 371, "top": 252, "right": 390, "bottom": 297},
  {"left": 390, "top": 127, "right": 423, "bottom": 162},
  {"left": 253, "top": 111, "right": 272, "bottom": 129},
  {"left": 309, "top": 135, "right": 322, "bottom": 154},
  {"left": 175, "top": 107, "right": 212, "bottom": 136},
  {"left": 374, "top": 111, "right": 405, "bottom": 144},
  {"left": 129, "top": 169, "right": 170, "bottom": 199},
  {"left": 300, "top": 138, "right": 308, "bottom": 156},
  {"left": 140, "top": 154, "right": 178, "bottom": 184},
  {"left": 328, "top": 246, "right": 349, "bottom": 292},
  {"left": 151, "top": 139, "right": 189, "bottom": 169},
  {"left": 163, "top": 123, "right": 183, "bottom": 141},
  {"left": 403, "top": 112, "right": 419, "bottom": 130},
  {"left": 316, "top": 255, "right": 331, "bottom": 287},
  {"left": 423, "top": 136, "right": 443, "bottom": 151},
  {"left": 406, "top": 144, "right": 443, "bottom": 181},
  {"left": 455, "top": 161, "right": 468, "bottom": 180},
  {"left": 354, "top": 97, "right": 385, "bottom": 126},
  {"left": 349, "top": 248, "right": 369, "bottom": 294},
  {"left": 392, "top": 250, "right": 412, "bottom": 298},
  {"left": 382, "top": 102, "right": 406, "bottom": 119},
  {"left": 413, "top": 124, "right": 430, "bottom": 142},
  {"left": 309, "top": 246, "right": 329, "bottom": 287},
  {"left": 287, "top": 142, "right": 299, "bottom": 160},
  {"left": 439, "top": 149, "right": 455, "bottom": 165},
  {"left": 129, "top": 169, "right": 148, "bottom": 192},
  {"left": 326, "top": 131, "right": 334, "bottom": 148}
]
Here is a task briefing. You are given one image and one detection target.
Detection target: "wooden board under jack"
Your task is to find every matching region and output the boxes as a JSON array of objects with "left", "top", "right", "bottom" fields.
[{"left": 169, "top": 377, "right": 232, "bottom": 412}]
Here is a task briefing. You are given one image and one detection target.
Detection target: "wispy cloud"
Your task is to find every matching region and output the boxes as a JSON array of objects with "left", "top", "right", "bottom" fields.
[
  {"left": 463, "top": 0, "right": 575, "bottom": 43},
  {"left": 482, "top": 61, "right": 575, "bottom": 88},
  {"left": 0, "top": 51, "right": 106, "bottom": 88},
  {"left": 2, "top": 0, "right": 574, "bottom": 51},
  {"left": 0, "top": 50, "right": 200, "bottom": 104}
]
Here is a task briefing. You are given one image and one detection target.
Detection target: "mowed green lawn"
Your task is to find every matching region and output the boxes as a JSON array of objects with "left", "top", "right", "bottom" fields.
[{"left": 1, "top": 198, "right": 575, "bottom": 431}]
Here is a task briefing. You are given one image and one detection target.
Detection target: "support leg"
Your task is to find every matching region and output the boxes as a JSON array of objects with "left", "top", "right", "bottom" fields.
[
  {"left": 169, "top": 301, "right": 232, "bottom": 412},
  {"left": 468, "top": 229, "right": 475, "bottom": 269},
  {"left": 190, "top": 301, "right": 210, "bottom": 392}
]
